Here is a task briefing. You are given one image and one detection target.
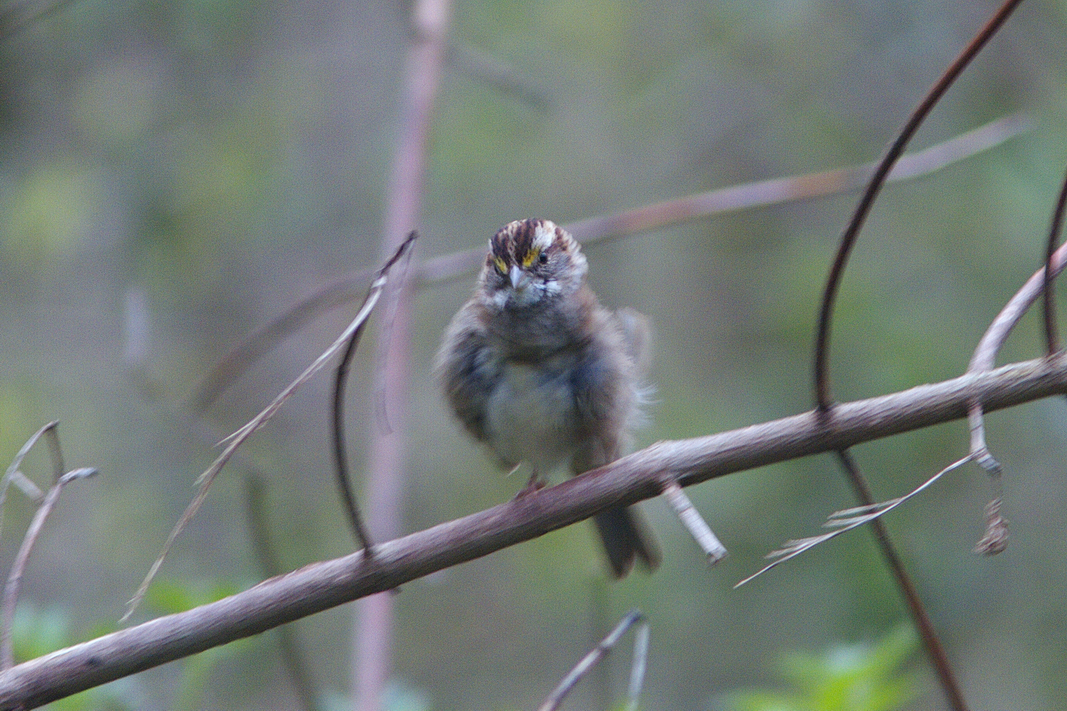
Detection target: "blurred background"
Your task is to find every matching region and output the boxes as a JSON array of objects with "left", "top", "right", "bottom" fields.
[{"left": 2, "top": 0, "right": 1066, "bottom": 709}]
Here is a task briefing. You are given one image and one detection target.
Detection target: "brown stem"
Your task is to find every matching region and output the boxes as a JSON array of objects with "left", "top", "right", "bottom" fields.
[
  {"left": 1043, "top": 163, "right": 1067, "bottom": 354},
  {"left": 242, "top": 475, "right": 318, "bottom": 711},
  {"left": 330, "top": 234, "right": 419, "bottom": 554},
  {"left": 190, "top": 115, "right": 1027, "bottom": 412},
  {"left": 834, "top": 450, "right": 968, "bottom": 711},
  {"left": 1, "top": 467, "right": 96, "bottom": 670},
  {"left": 814, "top": 0, "right": 1026, "bottom": 409},
  {"left": 538, "top": 610, "right": 645, "bottom": 711},
  {"left": 356, "top": 2, "right": 452, "bottom": 710}
]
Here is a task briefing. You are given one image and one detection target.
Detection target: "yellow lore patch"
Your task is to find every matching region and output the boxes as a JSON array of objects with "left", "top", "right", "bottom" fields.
[{"left": 520, "top": 248, "right": 541, "bottom": 268}]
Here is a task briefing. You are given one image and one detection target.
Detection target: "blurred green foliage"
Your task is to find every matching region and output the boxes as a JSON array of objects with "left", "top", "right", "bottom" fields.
[
  {"left": 722, "top": 626, "right": 919, "bottom": 711},
  {"left": 1, "top": 0, "right": 1066, "bottom": 709},
  {"left": 12, "top": 603, "right": 132, "bottom": 710}
]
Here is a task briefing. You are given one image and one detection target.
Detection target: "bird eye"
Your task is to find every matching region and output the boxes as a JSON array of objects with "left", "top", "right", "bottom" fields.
[{"left": 538, "top": 252, "right": 548, "bottom": 264}]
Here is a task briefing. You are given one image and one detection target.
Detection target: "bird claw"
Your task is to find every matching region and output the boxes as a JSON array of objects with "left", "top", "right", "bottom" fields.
[{"left": 514, "top": 471, "right": 545, "bottom": 499}]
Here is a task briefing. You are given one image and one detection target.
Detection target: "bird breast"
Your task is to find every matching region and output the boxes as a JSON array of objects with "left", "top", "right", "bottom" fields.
[{"left": 484, "top": 356, "right": 582, "bottom": 474}]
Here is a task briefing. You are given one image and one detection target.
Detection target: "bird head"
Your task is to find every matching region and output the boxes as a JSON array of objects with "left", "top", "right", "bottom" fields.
[{"left": 478, "top": 218, "right": 588, "bottom": 311}]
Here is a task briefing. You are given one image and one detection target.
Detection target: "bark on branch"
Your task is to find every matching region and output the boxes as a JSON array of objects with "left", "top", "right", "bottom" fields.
[{"left": 2, "top": 353, "right": 1065, "bottom": 709}]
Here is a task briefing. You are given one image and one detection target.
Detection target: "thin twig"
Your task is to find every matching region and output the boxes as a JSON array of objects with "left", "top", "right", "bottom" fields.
[
  {"left": 736, "top": 454, "right": 973, "bottom": 588},
  {"left": 333, "top": 326, "right": 378, "bottom": 549},
  {"left": 1043, "top": 163, "right": 1067, "bottom": 354},
  {"left": 242, "top": 475, "right": 318, "bottom": 711},
  {"left": 627, "top": 620, "right": 650, "bottom": 711},
  {"left": 538, "top": 610, "right": 646, "bottom": 711},
  {"left": 564, "top": 114, "right": 1029, "bottom": 251},
  {"left": 836, "top": 451, "right": 968, "bottom": 711},
  {"left": 358, "top": 2, "right": 451, "bottom": 709},
  {"left": 123, "top": 235, "right": 417, "bottom": 623},
  {"left": 0, "top": 423, "right": 58, "bottom": 540},
  {"left": 968, "top": 237, "right": 1067, "bottom": 478},
  {"left": 0, "top": 421, "right": 82, "bottom": 667},
  {"left": 966, "top": 240, "right": 1067, "bottom": 468},
  {"left": 0, "top": 0, "right": 79, "bottom": 40},
  {"left": 41, "top": 428, "right": 64, "bottom": 484},
  {"left": 372, "top": 229, "right": 418, "bottom": 435},
  {"left": 964, "top": 237, "right": 1067, "bottom": 546},
  {"left": 190, "top": 276, "right": 363, "bottom": 413},
  {"left": 838, "top": 449, "right": 969, "bottom": 711},
  {"left": 1, "top": 466, "right": 97, "bottom": 670},
  {"left": 970, "top": 241, "right": 1067, "bottom": 375},
  {"left": 192, "top": 115, "right": 1028, "bottom": 411},
  {"left": 333, "top": 231, "right": 418, "bottom": 552},
  {"left": 4, "top": 474, "right": 43, "bottom": 505},
  {"left": 661, "top": 480, "right": 727, "bottom": 564},
  {"left": 447, "top": 41, "right": 550, "bottom": 112},
  {"left": 807, "top": 6, "right": 1023, "bottom": 707},
  {"left": 813, "top": 0, "right": 1026, "bottom": 409}
]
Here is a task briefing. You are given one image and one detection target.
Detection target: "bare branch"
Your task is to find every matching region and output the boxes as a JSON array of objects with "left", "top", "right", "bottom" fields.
[
  {"left": 966, "top": 242, "right": 1067, "bottom": 466},
  {"left": 966, "top": 240, "right": 1067, "bottom": 547},
  {"left": 192, "top": 114, "right": 1028, "bottom": 411},
  {"left": 189, "top": 278, "right": 364, "bottom": 413},
  {"left": 661, "top": 480, "right": 727, "bottom": 565},
  {"left": 1043, "top": 164, "right": 1067, "bottom": 354},
  {"left": 807, "top": 7, "right": 1026, "bottom": 702},
  {"left": 123, "top": 235, "right": 417, "bottom": 622},
  {"left": 814, "top": 0, "right": 1025, "bottom": 409},
  {"left": 562, "top": 113, "right": 1029, "bottom": 251},
  {"left": 447, "top": 41, "right": 550, "bottom": 112},
  {"left": 358, "top": 0, "right": 453, "bottom": 708},
  {"left": 1, "top": 354, "right": 1066, "bottom": 708},
  {"left": 627, "top": 619, "right": 650, "bottom": 711},
  {"left": 2, "top": 465, "right": 98, "bottom": 670},
  {"left": 0, "top": 423, "right": 94, "bottom": 670},
  {"left": 538, "top": 610, "right": 646, "bottom": 711},
  {"left": 333, "top": 231, "right": 418, "bottom": 553},
  {"left": 4, "top": 474, "right": 43, "bottom": 506},
  {"left": 970, "top": 242, "right": 1067, "bottom": 374},
  {"left": 242, "top": 475, "right": 318, "bottom": 711},
  {"left": 736, "top": 454, "right": 975, "bottom": 588},
  {"left": 1, "top": 423, "right": 60, "bottom": 540},
  {"left": 41, "top": 428, "right": 64, "bottom": 485},
  {"left": 833, "top": 448, "right": 967, "bottom": 711},
  {"left": 753, "top": 172, "right": 1067, "bottom": 701}
]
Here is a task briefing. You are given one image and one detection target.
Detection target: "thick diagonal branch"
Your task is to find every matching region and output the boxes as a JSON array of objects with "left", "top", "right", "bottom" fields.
[{"left": 1, "top": 354, "right": 1065, "bottom": 709}]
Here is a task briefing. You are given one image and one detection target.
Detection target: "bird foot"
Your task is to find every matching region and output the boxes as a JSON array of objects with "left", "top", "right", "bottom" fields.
[{"left": 514, "top": 471, "right": 545, "bottom": 499}]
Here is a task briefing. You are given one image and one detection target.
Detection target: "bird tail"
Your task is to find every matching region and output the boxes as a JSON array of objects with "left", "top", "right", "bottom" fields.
[{"left": 593, "top": 505, "right": 661, "bottom": 578}]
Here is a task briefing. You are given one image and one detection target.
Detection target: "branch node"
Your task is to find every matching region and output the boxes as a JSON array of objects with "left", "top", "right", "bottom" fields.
[
  {"left": 1, "top": 429, "right": 97, "bottom": 671},
  {"left": 661, "top": 479, "right": 727, "bottom": 565},
  {"left": 975, "top": 450, "right": 1002, "bottom": 478},
  {"left": 6, "top": 472, "right": 44, "bottom": 505}
]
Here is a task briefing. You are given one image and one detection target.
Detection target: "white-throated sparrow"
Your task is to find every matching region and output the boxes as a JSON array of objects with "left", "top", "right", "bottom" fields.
[{"left": 436, "top": 218, "right": 659, "bottom": 577}]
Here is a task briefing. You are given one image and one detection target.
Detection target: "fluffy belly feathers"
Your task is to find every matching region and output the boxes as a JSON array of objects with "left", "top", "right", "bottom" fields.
[{"left": 484, "top": 361, "right": 579, "bottom": 473}]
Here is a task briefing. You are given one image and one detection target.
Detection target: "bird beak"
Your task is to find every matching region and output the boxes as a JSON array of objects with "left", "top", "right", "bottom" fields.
[{"left": 509, "top": 265, "right": 525, "bottom": 290}]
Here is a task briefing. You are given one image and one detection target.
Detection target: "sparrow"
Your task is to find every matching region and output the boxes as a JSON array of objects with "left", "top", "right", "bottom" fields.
[{"left": 435, "top": 218, "right": 659, "bottom": 577}]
